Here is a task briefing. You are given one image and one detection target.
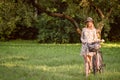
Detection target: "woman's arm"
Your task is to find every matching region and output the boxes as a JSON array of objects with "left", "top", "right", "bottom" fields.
[{"left": 81, "top": 28, "right": 87, "bottom": 43}]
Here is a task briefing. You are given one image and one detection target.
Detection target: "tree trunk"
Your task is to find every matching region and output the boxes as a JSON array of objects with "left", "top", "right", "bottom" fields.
[
  {"left": 88, "top": 0, "right": 113, "bottom": 39},
  {"left": 30, "top": 0, "right": 81, "bottom": 35},
  {"left": 30, "top": 0, "right": 113, "bottom": 38},
  {"left": 34, "top": 0, "right": 38, "bottom": 19},
  {"left": 96, "top": 21, "right": 104, "bottom": 39}
]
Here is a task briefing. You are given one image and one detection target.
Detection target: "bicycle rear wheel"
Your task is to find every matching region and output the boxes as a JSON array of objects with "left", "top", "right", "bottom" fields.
[
  {"left": 97, "top": 51, "right": 104, "bottom": 73},
  {"left": 92, "top": 50, "right": 105, "bottom": 75},
  {"left": 92, "top": 54, "right": 97, "bottom": 75}
]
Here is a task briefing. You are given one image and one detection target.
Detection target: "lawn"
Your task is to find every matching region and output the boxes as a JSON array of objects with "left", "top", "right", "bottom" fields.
[{"left": 0, "top": 40, "right": 120, "bottom": 80}]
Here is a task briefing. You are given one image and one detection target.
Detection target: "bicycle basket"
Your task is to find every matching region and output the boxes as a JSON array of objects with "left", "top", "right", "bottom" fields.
[{"left": 87, "top": 42, "right": 100, "bottom": 52}]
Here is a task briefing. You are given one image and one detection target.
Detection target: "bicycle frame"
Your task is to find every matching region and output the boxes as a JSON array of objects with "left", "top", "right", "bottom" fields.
[
  {"left": 87, "top": 41, "right": 105, "bottom": 75},
  {"left": 92, "top": 49, "right": 105, "bottom": 75}
]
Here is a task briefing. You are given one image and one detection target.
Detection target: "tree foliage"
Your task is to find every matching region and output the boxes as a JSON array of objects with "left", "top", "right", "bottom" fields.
[
  {"left": 0, "top": 0, "right": 37, "bottom": 40},
  {"left": 0, "top": 0, "right": 120, "bottom": 42},
  {"left": 36, "top": 13, "right": 79, "bottom": 43}
]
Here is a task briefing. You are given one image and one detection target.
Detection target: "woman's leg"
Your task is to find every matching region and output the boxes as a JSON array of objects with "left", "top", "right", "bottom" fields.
[
  {"left": 87, "top": 55, "right": 92, "bottom": 73},
  {"left": 83, "top": 55, "right": 89, "bottom": 77},
  {"left": 88, "top": 52, "right": 96, "bottom": 71}
]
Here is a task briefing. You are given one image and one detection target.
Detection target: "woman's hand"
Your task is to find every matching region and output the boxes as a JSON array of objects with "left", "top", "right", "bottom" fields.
[{"left": 101, "top": 39, "right": 105, "bottom": 42}]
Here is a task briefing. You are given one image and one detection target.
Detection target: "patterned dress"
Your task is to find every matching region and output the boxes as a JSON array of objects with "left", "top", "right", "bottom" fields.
[{"left": 80, "top": 28, "right": 98, "bottom": 56}]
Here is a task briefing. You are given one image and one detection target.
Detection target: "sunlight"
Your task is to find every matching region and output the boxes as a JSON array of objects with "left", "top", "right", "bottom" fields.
[
  {"left": 0, "top": 56, "right": 29, "bottom": 64},
  {"left": 0, "top": 62, "right": 83, "bottom": 73},
  {"left": 102, "top": 43, "right": 120, "bottom": 48}
]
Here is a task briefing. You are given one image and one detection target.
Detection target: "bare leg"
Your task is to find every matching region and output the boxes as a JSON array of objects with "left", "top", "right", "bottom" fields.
[
  {"left": 83, "top": 55, "right": 89, "bottom": 77},
  {"left": 87, "top": 55, "right": 92, "bottom": 70}
]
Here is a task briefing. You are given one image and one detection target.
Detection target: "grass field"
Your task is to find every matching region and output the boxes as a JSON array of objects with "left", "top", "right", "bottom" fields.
[{"left": 0, "top": 40, "right": 120, "bottom": 80}]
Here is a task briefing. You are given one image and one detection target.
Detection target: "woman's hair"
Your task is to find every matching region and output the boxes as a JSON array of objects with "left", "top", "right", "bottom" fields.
[
  {"left": 85, "top": 17, "right": 95, "bottom": 29},
  {"left": 85, "top": 22, "right": 95, "bottom": 29}
]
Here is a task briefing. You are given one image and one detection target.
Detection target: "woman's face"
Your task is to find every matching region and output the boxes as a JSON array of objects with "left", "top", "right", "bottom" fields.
[{"left": 87, "top": 21, "right": 93, "bottom": 28}]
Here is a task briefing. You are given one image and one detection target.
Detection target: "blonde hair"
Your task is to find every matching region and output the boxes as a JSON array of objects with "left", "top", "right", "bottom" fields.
[{"left": 85, "top": 22, "right": 95, "bottom": 29}]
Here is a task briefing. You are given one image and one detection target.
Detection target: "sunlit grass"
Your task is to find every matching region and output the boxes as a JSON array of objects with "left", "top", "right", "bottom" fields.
[
  {"left": 0, "top": 41, "right": 120, "bottom": 80},
  {"left": 102, "top": 42, "right": 120, "bottom": 47}
]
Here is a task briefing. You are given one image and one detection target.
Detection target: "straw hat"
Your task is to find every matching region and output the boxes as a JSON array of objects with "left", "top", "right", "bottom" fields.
[{"left": 85, "top": 17, "right": 94, "bottom": 23}]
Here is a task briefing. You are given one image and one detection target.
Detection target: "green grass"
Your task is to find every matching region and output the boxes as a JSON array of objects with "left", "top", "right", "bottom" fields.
[{"left": 0, "top": 41, "right": 120, "bottom": 80}]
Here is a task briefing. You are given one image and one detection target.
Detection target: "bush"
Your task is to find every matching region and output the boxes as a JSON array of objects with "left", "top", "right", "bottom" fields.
[
  {"left": 9, "top": 25, "right": 39, "bottom": 40},
  {"left": 108, "top": 16, "right": 120, "bottom": 42},
  {"left": 36, "top": 14, "right": 80, "bottom": 43}
]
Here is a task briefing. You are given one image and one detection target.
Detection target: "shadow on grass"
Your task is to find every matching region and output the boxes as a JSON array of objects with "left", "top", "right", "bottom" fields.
[
  {"left": 0, "top": 60, "right": 120, "bottom": 80},
  {"left": 0, "top": 43, "right": 120, "bottom": 80},
  {"left": 0, "top": 64, "right": 85, "bottom": 80}
]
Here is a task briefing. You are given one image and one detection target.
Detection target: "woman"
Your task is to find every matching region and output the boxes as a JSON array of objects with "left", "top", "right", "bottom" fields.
[{"left": 80, "top": 17, "right": 99, "bottom": 77}]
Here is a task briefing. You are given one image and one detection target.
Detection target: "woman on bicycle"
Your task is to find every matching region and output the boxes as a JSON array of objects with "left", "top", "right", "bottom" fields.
[{"left": 80, "top": 17, "right": 99, "bottom": 77}]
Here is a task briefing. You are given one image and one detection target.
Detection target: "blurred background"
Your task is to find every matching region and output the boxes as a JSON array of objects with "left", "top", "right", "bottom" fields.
[{"left": 0, "top": 0, "right": 120, "bottom": 43}]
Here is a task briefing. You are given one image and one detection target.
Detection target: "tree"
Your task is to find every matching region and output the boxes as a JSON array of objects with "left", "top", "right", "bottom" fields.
[
  {"left": 0, "top": 0, "right": 36, "bottom": 40},
  {"left": 28, "top": 0, "right": 120, "bottom": 39},
  {"left": 0, "top": 0, "right": 120, "bottom": 42},
  {"left": 87, "top": 0, "right": 119, "bottom": 39}
]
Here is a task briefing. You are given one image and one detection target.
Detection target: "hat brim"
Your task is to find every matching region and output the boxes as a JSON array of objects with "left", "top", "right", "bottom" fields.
[{"left": 85, "top": 20, "right": 94, "bottom": 23}]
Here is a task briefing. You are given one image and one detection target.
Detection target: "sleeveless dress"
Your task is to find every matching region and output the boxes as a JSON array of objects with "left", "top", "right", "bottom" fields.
[{"left": 80, "top": 28, "right": 98, "bottom": 56}]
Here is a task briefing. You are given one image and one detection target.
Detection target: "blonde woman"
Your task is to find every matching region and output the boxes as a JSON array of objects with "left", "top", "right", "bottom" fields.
[{"left": 80, "top": 17, "right": 99, "bottom": 77}]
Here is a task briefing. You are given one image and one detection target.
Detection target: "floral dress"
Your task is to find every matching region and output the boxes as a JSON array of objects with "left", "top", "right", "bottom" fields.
[{"left": 80, "top": 28, "right": 98, "bottom": 56}]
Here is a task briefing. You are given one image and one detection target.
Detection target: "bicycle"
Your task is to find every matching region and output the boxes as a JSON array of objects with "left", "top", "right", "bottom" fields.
[
  {"left": 92, "top": 50, "right": 105, "bottom": 75},
  {"left": 87, "top": 40, "right": 105, "bottom": 75}
]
